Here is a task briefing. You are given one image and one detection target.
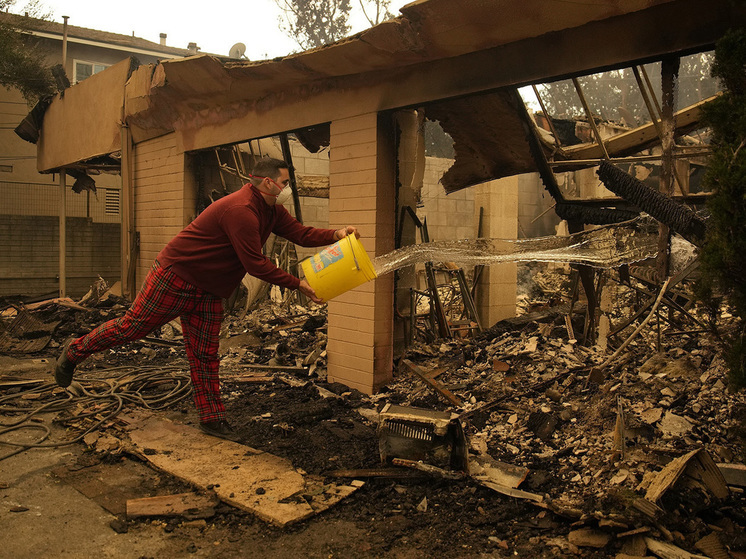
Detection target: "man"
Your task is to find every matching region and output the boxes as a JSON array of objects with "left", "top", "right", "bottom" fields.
[{"left": 54, "top": 157, "right": 358, "bottom": 440}]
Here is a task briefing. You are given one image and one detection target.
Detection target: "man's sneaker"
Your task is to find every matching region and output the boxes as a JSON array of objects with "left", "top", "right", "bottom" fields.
[
  {"left": 199, "top": 420, "right": 239, "bottom": 441},
  {"left": 54, "top": 340, "right": 76, "bottom": 388}
]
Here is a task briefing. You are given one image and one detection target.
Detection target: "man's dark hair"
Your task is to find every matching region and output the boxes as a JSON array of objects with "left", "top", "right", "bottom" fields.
[{"left": 251, "top": 157, "right": 288, "bottom": 183}]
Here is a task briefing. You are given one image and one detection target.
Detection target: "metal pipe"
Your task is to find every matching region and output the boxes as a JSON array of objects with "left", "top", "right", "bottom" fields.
[
  {"left": 214, "top": 150, "right": 228, "bottom": 192},
  {"left": 232, "top": 144, "right": 247, "bottom": 175},
  {"left": 572, "top": 77, "right": 610, "bottom": 160},
  {"left": 61, "top": 16, "right": 69, "bottom": 68},
  {"left": 59, "top": 170, "right": 66, "bottom": 297},
  {"left": 640, "top": 65, "right": 663, "bottom": 119},
  {"left": 549, "top": 149, "right": 711, "bottom": 167},
  {"left": 532, "top": 84, "right": 562, "bottom": 150},
  {"left": 279, "top": 133, "right": 303, "bottom": 224},
  {"left": 120, "top": 124, "right": 134, "bottom": 298},
  {"left": 515, "top": 89, "right": 565, "bottom": 202},
  {"left": 633, "top": 67, "right": 665, "bottom": 141}
]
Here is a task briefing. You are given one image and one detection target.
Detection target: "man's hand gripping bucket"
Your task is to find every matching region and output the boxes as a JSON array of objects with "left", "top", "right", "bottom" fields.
[{"left": 300, "top": 235, "right": 377, "bottom": 301}]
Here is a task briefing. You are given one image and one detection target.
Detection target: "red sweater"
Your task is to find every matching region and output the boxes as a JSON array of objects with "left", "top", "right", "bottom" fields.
[{"left": 157, "top": 184, "right": 337, "bottom": 298}]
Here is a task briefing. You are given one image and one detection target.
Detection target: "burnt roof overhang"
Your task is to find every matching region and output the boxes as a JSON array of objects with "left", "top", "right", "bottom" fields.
[{"left": 28, "top": 0, "right": 742, "bottom": 184}]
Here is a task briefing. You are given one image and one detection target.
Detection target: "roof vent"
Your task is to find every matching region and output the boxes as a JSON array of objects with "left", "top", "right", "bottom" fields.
[{"left": 159, "top": 33, "right": 167, "bottom": 46}]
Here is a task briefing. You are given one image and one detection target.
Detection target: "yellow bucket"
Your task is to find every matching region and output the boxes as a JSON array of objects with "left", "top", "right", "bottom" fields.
[{"left": 301, "top": 235, "right": 377, "bottom": 301}]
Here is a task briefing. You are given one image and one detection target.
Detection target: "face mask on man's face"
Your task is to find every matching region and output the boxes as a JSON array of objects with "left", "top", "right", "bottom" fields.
[{"left": 275, "top": 186, "right": 292, "bottom": 206}]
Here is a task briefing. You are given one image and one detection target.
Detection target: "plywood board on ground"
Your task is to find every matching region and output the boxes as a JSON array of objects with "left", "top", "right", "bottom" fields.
[
  {"left": 126, "top": 492, "right": 218, "bottom": 519},
  {"left": 124, "top": 414, "right": 362, "bottom": 526}
]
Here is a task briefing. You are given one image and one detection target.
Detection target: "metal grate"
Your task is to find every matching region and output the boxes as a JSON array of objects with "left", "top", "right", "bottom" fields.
[
  {"left": 104, "top": 188, "right": 120, "bottom": 215},
  {"left": 381, "top": 419, "right": 434, "bottom": 442}
]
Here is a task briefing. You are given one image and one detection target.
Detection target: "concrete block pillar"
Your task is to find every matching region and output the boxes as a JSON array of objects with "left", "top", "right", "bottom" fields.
[
  {"left": 326, "top": 113, "right": 395, "bottom": 394},
  {"left": 133, "top": 132, "right": 195, "bottom": 289},
  {"left": 473, "top": 176, "right": 519, "bottom": 328},
  {"left": 393, "top": 110, "right": 426, "bottom": 353}
]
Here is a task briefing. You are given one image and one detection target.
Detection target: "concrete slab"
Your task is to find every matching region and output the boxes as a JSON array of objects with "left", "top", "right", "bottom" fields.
[{"left": 0, "top": 426, "right": 173, "bottom": 558}]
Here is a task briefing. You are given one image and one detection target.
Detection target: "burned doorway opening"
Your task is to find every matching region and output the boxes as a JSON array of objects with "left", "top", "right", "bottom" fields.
[
  {"left": 187, "top": 130, "right": 332, "bottom": 314},
  {"left": 390, "top": 49, "right": 720, "bottom": 353}
]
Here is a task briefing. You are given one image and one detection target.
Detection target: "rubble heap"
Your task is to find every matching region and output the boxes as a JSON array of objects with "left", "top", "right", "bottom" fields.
[{"left": 0, "top": 264, "right": 744, "bottom": 557}]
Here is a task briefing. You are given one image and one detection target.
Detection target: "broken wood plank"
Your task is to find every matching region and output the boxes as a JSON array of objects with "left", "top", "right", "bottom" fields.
[
  {"left": 302, "top": 347, "right": 323, "bottom": 366},
  {"left": 479, "top": 480, "right": 544, "bottom": 503},
  {"left": 126, "top": 492, "right": 218, "bottom": 519},
  {"left": 644, "top": 537, "right": 709, "bottom": 559},
  {"left": 229, "top": 376, "right": 274, "bottom": 384},
  {"left": 142, "top": 337, "right": 182, "bottom": 348},
  {"left": 632, "top": 497, "right": 664, "bottom": 519},
  {"left": 425, "top": 367, "right": 448, "bottom": 379},
  {"left": 125, "top": 414, "right": 362, "bottom": 527},
  {"left": 716, "top": 462, "right": 746, "bottom": 487},
  {"left": 564, "top": 314, "right": 575, "bottom": 341},
  {"left": 401, "top": 359, "right": 462, "bottom": 407},
  {"left": 694, "top": 532, "right": 730, "bottom": 559},
  {"left": 392, "top": 458, "right": 467, "bottom": 480},
  {"left": 271, "top": 319, "right": 309, "bottom": 332},
  {"left": 23, "top": 297, "right": 88, "bottom": 312},
  {"left": 244, "top": 364, "right": 309, "bottom": 373},
  {"left": 559, "top": 95, "right": 716, "bottom": 161},
  {"left": 620, "top": 533, "right": 649, "bottom": 556},
  {"left": 220, "top": 371, "right": 274, "bottom": 384},
  {"left": 328, "top": 468, "right": 426, "bottom": 479},
  {"left": 617, "top": 526, "right": 652, "bottom": 539},
  {"left": 645, "top": 448, "right": 729, "bottom": 504},
  {"left": 0, "top": 309, "right": 60, "bottom": 354},
  {"left": 469, "top": 454, "right": 529, "bottom": 489},
  {"left": 568, "top": 527, "right": 611, "bottom": 548},
  {"left": 614, "top": 396, "right": 626, "bottom": 460}
]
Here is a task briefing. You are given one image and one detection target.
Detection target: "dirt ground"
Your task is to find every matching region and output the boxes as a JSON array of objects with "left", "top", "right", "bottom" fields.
[
  {"left": 2, "top": 264, "right": 746, "bottom": 558},
  {"left": 2, "top": 357, "right": 595, "bottom": 559}
]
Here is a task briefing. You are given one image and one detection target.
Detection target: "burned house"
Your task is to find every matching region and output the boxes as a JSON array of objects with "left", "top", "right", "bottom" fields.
[
  {"left": 0, "top": 12, "right": 195, "bottom": 296},
  {"left": 16, "top": 0, "right": 743, "bottom": 395}
]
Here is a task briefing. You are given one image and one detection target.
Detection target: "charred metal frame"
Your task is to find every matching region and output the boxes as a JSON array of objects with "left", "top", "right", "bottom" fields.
[{"left": 517, "top": 53, "right": 714, "bottom": 344}]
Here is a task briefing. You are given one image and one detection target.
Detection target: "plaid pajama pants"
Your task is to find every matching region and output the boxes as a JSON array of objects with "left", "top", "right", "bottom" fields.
[{"left": 67, "top": 261, "right": 225, "bottom": 422}]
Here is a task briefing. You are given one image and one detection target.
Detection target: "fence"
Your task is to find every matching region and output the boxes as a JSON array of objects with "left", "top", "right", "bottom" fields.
[{"left": 0, "top": 181, "right": 121, "bottom": 298}]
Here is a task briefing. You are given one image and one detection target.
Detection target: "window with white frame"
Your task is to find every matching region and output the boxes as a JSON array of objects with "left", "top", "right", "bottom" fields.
[{"left": 74, "top": 60, "right": 109, "bottom": 83}]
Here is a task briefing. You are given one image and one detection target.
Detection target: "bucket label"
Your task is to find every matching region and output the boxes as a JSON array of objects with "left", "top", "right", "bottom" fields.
[{"left": 311, "top": 243, "right": 344, "bottom": 273}]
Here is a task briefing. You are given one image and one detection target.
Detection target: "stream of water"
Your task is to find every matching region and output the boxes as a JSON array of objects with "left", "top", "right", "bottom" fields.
[{"left": 371, "top": 217, "right": 660, "bottom": 276}]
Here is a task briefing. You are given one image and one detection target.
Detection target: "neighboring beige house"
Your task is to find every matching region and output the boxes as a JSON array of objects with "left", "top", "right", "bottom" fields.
[
  {"left": 21, "top": 0, "right": 739, "bottom": 394},
  {"left": 0, "top": 13, "right": 194, "bottom": 297}
]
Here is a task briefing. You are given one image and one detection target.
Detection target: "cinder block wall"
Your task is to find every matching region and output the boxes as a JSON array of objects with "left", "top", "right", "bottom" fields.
[
  {"left": 417, "top": 158, "right": 477, "bottom": 241},
  {"left": 288, "top": 140, "right": 331, "bottom": 263},
  {"left": 293, "top": 150, "right": 528, "bottom": 333},
  {"left": 289, "top": 143, "right": 330, "bottom": 177},
  {"left": 473, "top": 177, "right": 519, "bottom": 326},
  {"left": 518, "top": 172, "right": 560, "bottom": 238},
  {"left": 0, "top": 215, "right": 120, "bottom": 297},
  {"left": 326, "top": 113, "right": 395, "bottom": 394},
  {"left": 133, "top": 133, "right": 194, "bottom": 287},
  {"left": 294, "top": 198, "right": 330, "bottom": 263},
  {"left": 419, "top": 166, "right": 559, "bottom": 241}
]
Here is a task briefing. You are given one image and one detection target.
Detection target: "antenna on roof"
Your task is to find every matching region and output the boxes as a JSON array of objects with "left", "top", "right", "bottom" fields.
[{"left": 229, "top": 42, "right": 247, "bottom": 59}]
